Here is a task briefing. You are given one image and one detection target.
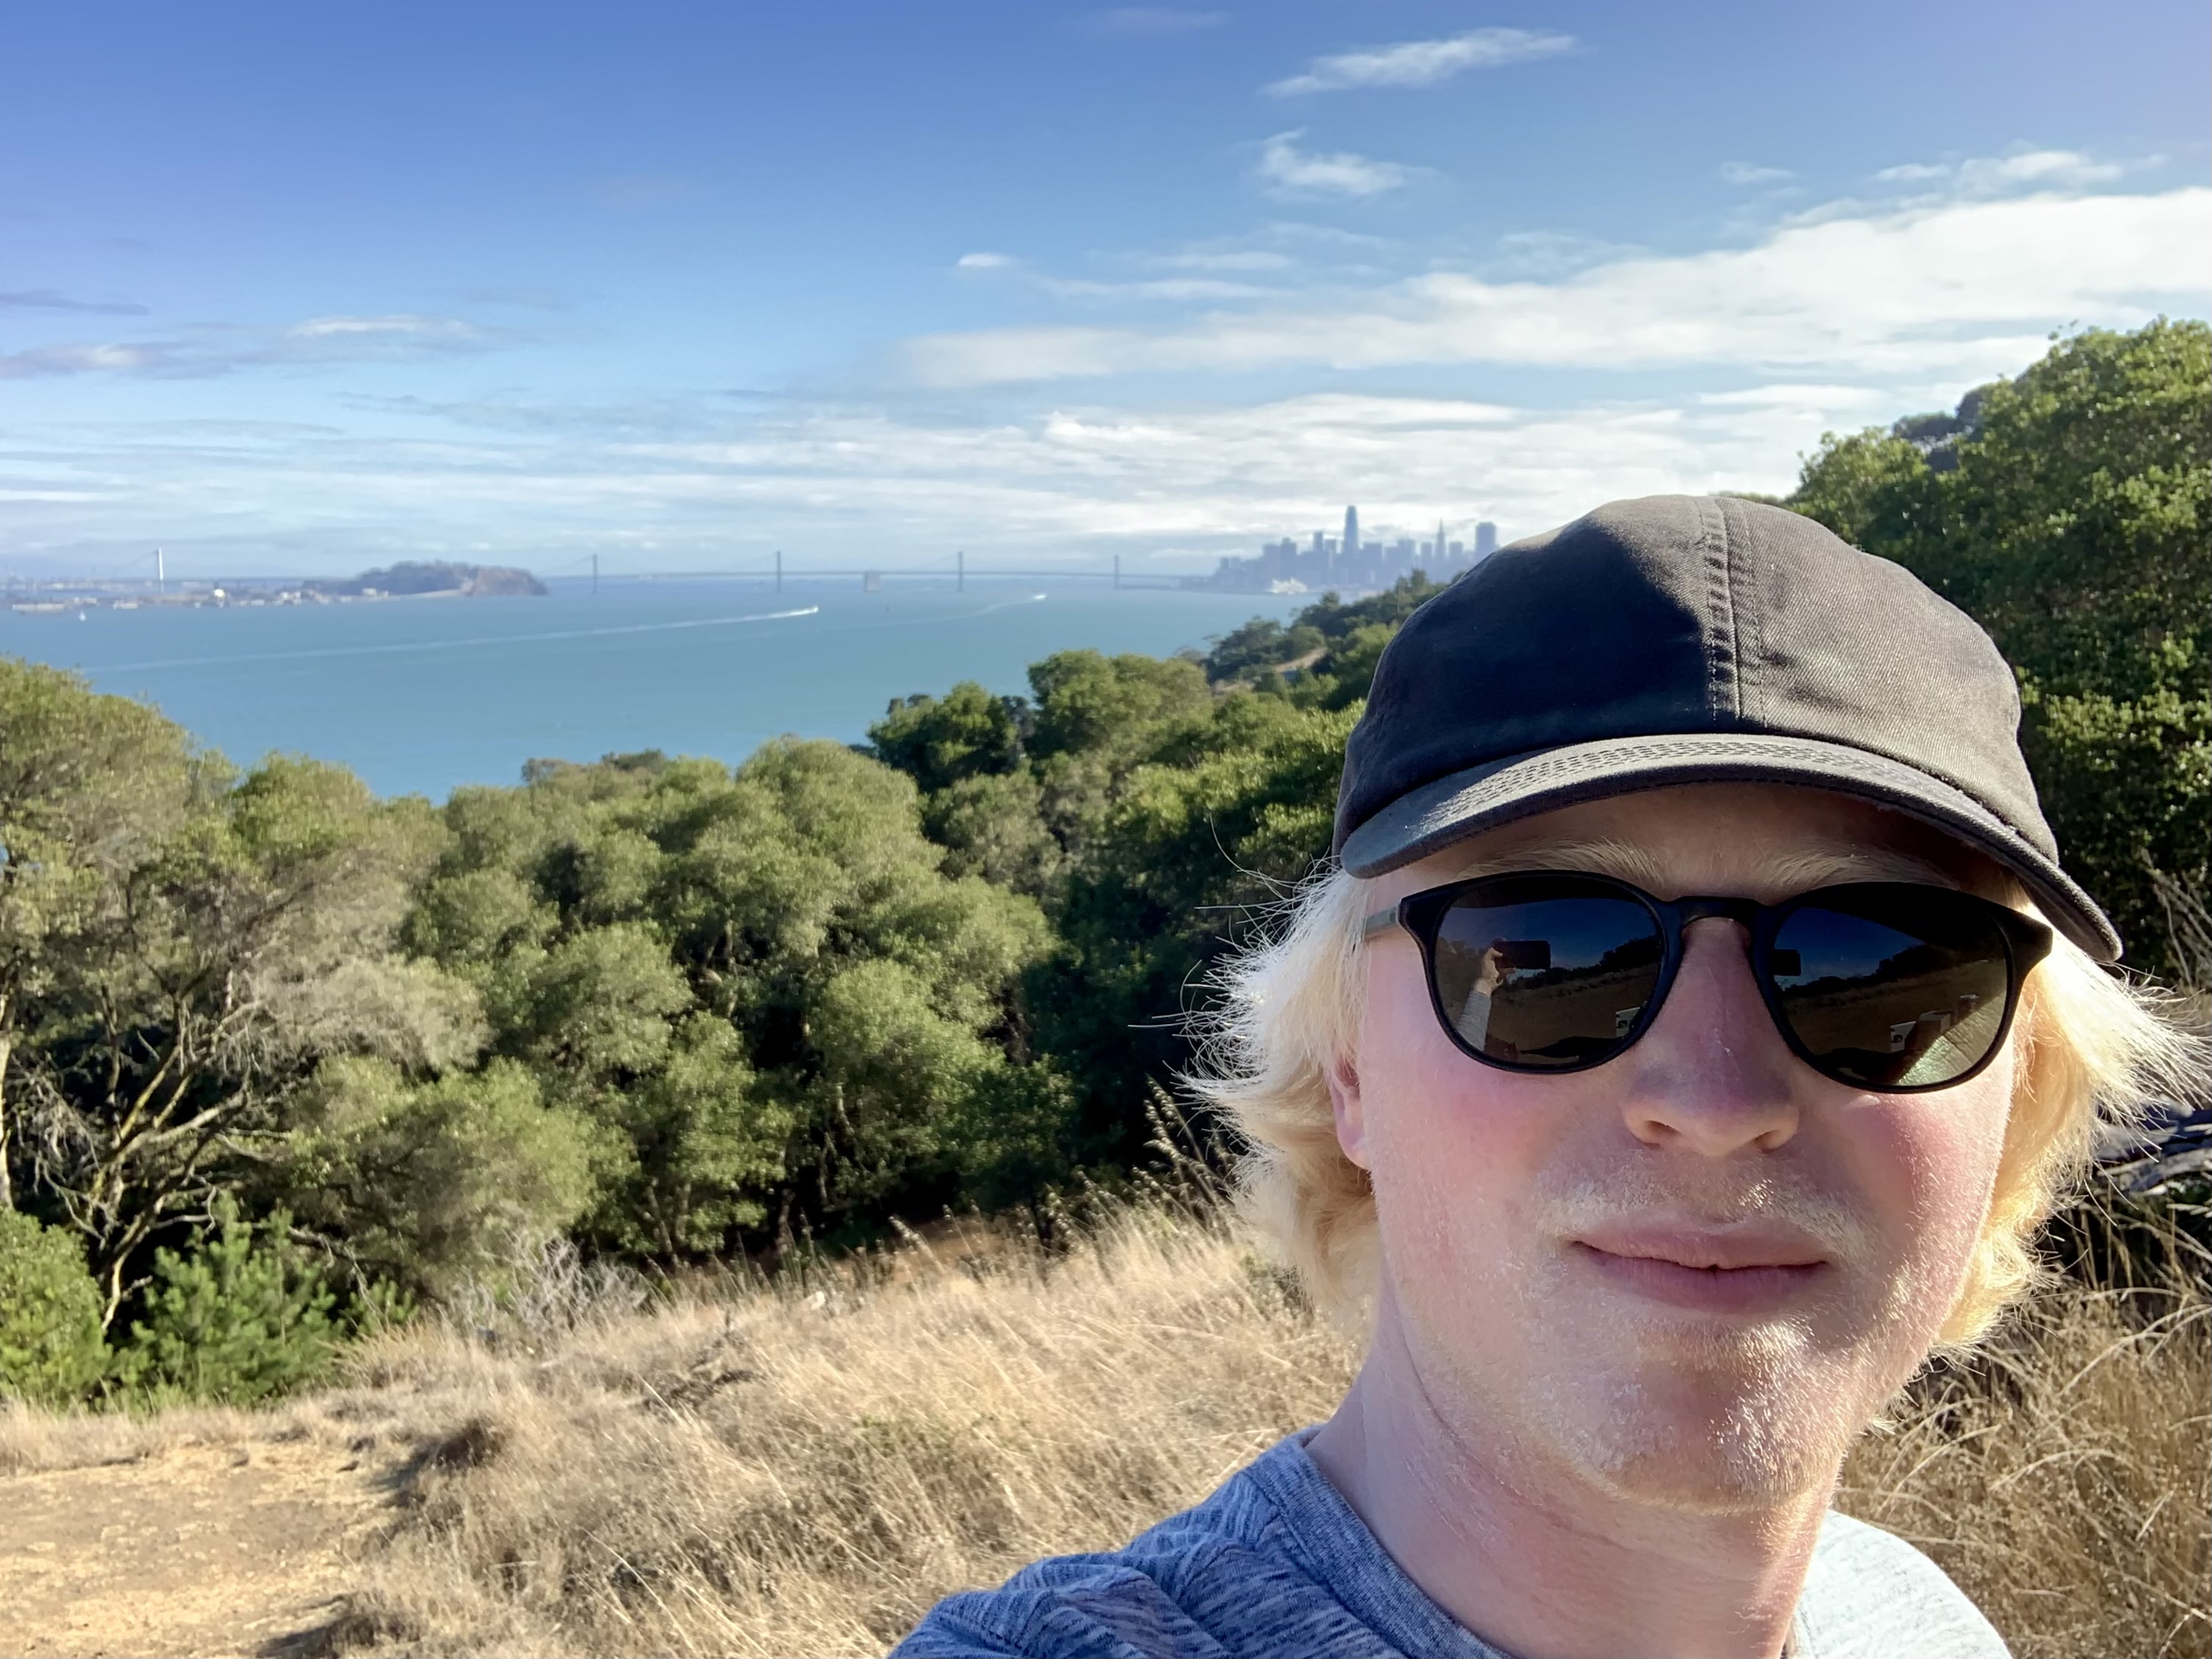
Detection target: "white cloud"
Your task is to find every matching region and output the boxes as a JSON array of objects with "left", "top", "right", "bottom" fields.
[
  {"left": 1484, "top": 230, "right": 1643, "bottom": 277},
  {"left": 1254, "top": 131, "right": 1412, "bottom": 199},
  {"left": 1266, "top": 27, "right": 1572, "bottom": 96},
  {"left": 905, "top": 185, "right": 2211, "bottom": 386},
  {"left": 0, "top": 343, "right": 161, "bottom": 379},
  {"left": 1045, "top": 276, "right": 1279, "bottom": 302},
  {"left": 1150, "top": 249, "right": 1295, "bottom": 271},
  {"left": 288, "top": 313, "right": 476, "bottom": 340},
  {"left": 1874, "top": 149, "right": 2136, "bottom": 193},
  {"left": 1721, "top": 162, "right": 1794, "bottom": 186},
  {"left": 953, "top": 251, "right": 1280, "bottom": 302},
  {"left": 1, "top": 385, "right": 1910, "bottom": 567},
  {"left": 0, "top": 313, "right": 502, "bottom": 380}
]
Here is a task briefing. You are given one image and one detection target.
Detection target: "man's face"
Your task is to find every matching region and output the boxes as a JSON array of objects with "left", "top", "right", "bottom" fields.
[{"left": 1337, "top": 784, "right": 2017, "bottom": 1513}]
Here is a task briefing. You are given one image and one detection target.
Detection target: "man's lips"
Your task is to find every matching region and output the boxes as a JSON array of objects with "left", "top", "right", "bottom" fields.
[{"left": 1570, "top": 1225, "right": 1832, "bottom": 1313}]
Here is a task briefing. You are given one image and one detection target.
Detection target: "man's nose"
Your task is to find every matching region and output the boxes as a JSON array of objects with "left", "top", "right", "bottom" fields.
[{"left": 1618, "top": 918, "right": 1804, "bottom": 1155}]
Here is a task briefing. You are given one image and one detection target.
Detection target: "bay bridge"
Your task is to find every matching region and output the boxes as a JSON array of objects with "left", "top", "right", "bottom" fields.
[
  {"left": 538, "top": 551, "right": 1187, "bottom": 593},
  {"left": 10, "top": 549, "right": 1192, "bottom": 597}
]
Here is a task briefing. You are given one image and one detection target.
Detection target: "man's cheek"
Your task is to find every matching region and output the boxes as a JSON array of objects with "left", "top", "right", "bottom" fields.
[
  {"left": 1874, "top": 1084, "right": 2007, "bottom": 1251},
  {"left": 1839, "top": 1080, "right": 2010, "bottom": 1347},
  {"left": 1365, "top": 1065, "right": 1543, "bottom": 1286}
]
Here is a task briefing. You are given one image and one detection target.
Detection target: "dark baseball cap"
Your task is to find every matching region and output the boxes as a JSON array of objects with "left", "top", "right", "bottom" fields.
[{"left": 1334, "top": 494, "right": 2121, "bottom": 962}]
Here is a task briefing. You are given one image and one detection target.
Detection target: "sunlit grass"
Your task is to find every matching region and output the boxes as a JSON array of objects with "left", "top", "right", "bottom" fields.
[{"left": 6, "top": 1202, "right": 2202, "bottom": 1658}]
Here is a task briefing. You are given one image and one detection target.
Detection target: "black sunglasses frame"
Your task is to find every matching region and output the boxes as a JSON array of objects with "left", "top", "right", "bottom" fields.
[{"left": 1365, "top": 874, "right": 2054, "bottom": 1093}]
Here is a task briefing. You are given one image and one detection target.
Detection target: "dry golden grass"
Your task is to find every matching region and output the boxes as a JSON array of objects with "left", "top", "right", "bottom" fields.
[
  {"left": 323, "top": 1215, "right": 1358, "bottom": 1657},
  {"left": 1839, "top": 1216, "right": 2211, "bottom": 1659},
  {"left": 4, "top": 1205, "right": 2204, "bottom": 1658}
]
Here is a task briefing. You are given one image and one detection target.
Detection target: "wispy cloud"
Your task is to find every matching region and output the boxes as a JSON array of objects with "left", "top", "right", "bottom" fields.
[
  {"left": 1075, "top": 7, "right": 1228, "bottom": 38},
  {"left": 1266, "top": 26, "right": 1571, "bottom": 96},
  {"left": 904, "top": 182, "right": 2211, "bottom": 386},
  {"left": 287, "top": 313, "right": 475, "bottom": 341},
  {"left": 0, "top": 384, "right": 1932, "bottom": 569},
  {"left": 0, "top": 313, "right": 502, "bottom": 380},
  {"left": 1873, "top": 149, "right": 2142, "bottom": 193},
  {"left": 1, "top": 287, "right": 150, "bottom": 316},
  {"left": 1254, "top": 131, "right": 1412, "bottom": 199},
  {"left": 1720, "top": 162, "right": 1794, "bottom": 186},
  {"left": 957, "top": 248, "right": 1276, "bottom": 302},
  {"left": 1483, "top": 230, "right": 1643, "bottom": 278},
  {"left": 1149, "top": 249, "right": 1295, "bottom": 272},
  {"left": 0, "top": 343, "right": 166, "bottom": 379},
  {"left": 1045, "top": 275, "right": 1277, "bottom": 302}
]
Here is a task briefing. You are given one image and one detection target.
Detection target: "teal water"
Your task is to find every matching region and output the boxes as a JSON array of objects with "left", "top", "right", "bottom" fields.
[{"left": 3, "top": 580, "right": 1301, "bottom": 801}]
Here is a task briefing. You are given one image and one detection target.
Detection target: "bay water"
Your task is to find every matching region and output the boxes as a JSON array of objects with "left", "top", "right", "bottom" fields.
[{"left": 3, "top": 579, "right": 1302, "bottom": 801}]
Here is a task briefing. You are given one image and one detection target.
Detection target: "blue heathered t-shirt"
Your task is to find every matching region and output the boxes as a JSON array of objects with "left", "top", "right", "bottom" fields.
[{"left": 893, "top": 1429, "right": 2009, "bottom": 1658}]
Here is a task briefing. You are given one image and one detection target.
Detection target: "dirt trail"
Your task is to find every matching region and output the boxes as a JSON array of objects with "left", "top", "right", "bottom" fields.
[{"left": 0, "top": 1438, "right": 399, "bottom": 1658}]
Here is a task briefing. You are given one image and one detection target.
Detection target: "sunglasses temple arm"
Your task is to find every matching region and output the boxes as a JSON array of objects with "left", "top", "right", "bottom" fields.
[{"left": 1361, "top": 907, "right": 1400, "bottom": 941}]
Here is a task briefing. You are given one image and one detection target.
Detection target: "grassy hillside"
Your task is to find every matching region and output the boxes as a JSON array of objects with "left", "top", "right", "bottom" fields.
[{"left": 4, "top": 1199, "right": 2203, "bottom": 1658}]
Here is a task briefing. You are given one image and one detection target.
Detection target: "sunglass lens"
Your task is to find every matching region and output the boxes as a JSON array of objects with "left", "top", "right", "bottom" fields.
[
  {"left": 1432, "top": 879, "right": 1665, "bottom": 1067},
  {"left": 1767, "top": 889, "right": 2013, "bottom": 1087}
]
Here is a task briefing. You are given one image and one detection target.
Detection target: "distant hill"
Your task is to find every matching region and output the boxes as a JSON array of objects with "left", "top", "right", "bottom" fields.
[{"left": 309, "top": 561, "right": 547, "bottom": 598}]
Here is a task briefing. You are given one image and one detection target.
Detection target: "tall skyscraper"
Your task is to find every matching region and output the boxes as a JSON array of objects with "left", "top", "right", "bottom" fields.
[
  {"left": 1343, "top": 505, "right": 1360, "bottom": 558},
  {"left": 1475, "top": 522, "right": 1499, "bottom": 558}
]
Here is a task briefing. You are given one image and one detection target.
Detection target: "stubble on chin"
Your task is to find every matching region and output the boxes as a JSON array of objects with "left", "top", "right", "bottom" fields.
[{"left": 1379, "top": 1161, "right": 1958, "bottom": 1516}]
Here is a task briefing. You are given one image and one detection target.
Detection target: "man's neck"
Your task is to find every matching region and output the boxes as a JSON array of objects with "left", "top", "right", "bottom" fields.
[{"left": 1305, "top": 1323, "right": 1835, "bottom": 1659}]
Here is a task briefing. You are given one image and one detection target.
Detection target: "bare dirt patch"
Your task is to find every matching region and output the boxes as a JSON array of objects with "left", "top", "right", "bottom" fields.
[{"left": 0, "top": 1435, "right": 404, "bottom": 1658}]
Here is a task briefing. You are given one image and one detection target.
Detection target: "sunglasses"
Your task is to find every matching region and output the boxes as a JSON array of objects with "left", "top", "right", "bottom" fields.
[{"left": 1365, "top": 873, "right": 2052, "bottom": 1092}]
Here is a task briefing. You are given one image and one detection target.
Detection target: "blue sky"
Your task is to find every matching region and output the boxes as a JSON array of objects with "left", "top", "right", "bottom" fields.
[{"left": 4, "top": 1, "right": 2206, "bottom": 578}]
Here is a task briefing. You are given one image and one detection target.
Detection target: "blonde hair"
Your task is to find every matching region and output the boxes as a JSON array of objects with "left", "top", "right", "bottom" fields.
[{"left": 1190, "top": 864, "right": 2202, "bottom": 1348}]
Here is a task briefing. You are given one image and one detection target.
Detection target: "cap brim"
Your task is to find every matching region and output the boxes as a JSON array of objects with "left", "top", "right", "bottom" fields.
[{"left": 1337, "top": 731, "right": 2122, "bottom": 962}]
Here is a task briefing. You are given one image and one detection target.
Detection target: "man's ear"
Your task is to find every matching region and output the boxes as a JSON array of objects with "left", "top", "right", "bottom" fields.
[{"left": 1327, "top": 1049, "right": 1370, "bottom": 1169}]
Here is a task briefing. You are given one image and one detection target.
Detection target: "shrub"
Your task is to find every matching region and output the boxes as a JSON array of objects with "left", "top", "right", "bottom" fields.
[
  {"left": 114, "top": 1196, "right": 338, "bottom": 1404},
  {"left": 0, "top": 1210, "right": 109, "bottom": 1407}
]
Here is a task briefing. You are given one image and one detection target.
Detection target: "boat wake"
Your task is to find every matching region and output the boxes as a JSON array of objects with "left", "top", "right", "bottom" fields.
[{"left": 970, "top": 592, "right": 1049, "bottom": 616}]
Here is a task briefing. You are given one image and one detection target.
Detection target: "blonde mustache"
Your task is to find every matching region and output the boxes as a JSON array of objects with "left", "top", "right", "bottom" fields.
[{"left": 1537, "top": 1165, "right": 1880, "bottom": 1267}]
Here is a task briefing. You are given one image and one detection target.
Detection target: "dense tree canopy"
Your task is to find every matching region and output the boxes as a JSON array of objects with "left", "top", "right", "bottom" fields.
[{"left": 0, "top": 319, "right": 2199, "bottom": 1405}]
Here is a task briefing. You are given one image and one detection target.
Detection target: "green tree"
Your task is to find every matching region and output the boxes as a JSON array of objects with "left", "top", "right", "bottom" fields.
[
  {"left": 274, "top": 1055, "right": 600, "bottom": 1296},
  {"left": 1201, "top": 617, "right": 1326, "bottom": 686},
  {"left": 591, "top": 1015, "right": 788, "bottom": 1259},
  {"left": 1025, "top": 650, "right": 1213, "bottom": 766},
  {"left": 0, "top": 661, "right": 206, "bottom": 1214},
  {"left": 115, "top": 1195, "right": 338, "bottom": 1404},
  {"left": 922, "top": 770, "right": 1062, "bottom": 896},
  {"left": 866, "top": 681, "right": 1027, "bottom": 795},
  {"left": 0, "top": 667, "right": 468, "bottom": 1324},
  {"left": 30, "top": 760, "right": 458, "bottom": 1324},
  {"left": 0, "top": 1209, "right": 107, "bottom": 1405},
  {"left": 1034, "top": 693, "right": 1356, "bottom": 1159},
  {"left": 403, "top": 738, "right": 1053, "bottom": 1248}
]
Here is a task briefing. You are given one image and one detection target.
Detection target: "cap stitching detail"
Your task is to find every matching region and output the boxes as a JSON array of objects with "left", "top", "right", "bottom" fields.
[
  {"left": 1701, "top": 497, "right": 1738, "bottom": 730},
  {"left": 1732, "top": 500, "right": 1763, "bottom": 728}
]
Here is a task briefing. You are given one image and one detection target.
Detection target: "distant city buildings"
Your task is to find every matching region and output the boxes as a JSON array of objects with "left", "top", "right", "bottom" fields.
[{"left": 1191, "top": 507, "right": 1501, "bottom": 594}]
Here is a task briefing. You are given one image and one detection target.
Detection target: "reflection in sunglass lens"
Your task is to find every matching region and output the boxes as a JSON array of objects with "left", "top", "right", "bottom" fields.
[
  {"left": 1432, "top": 879, "right": 1664, "bottom": 1067},
  {"left": 1767, "top": 889, "right": 2012, "bottom": 1087}
]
